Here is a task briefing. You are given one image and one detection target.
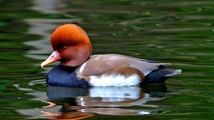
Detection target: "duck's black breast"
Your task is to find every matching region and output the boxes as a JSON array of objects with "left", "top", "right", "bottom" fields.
[{"left": 46, "top": 64, "right": 91, "bottom": 87}]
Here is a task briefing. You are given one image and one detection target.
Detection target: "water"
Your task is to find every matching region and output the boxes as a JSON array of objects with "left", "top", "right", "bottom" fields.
[{"left": 1, "top": 0, "right": 214, "bottom": 119}]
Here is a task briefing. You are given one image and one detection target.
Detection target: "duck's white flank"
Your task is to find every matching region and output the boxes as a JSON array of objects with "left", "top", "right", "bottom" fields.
[{"left": 89, "top": 74, "right": 141, "bottom": 86}]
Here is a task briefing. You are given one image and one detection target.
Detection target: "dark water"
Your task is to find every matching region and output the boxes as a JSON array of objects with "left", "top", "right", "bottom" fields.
[{"left": 1, "top": 0, "right": 214, "bottom": 119}]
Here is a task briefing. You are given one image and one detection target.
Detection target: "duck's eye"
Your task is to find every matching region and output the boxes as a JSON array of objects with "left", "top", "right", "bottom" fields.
[{"left": 62, "top": 44, "right": 68, "bottom": 49}]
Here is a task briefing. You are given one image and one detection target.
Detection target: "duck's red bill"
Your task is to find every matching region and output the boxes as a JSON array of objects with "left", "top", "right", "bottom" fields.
[{"left": 41, "top": 51, "right": 61, "bottom": 68}]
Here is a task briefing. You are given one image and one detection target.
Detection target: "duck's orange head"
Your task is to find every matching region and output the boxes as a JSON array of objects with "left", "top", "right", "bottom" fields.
[{"left": 41, "top": 24, "right": 92, "bottom": 68}]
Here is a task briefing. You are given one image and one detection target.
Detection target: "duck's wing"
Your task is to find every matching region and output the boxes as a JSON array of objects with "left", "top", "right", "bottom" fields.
[{"left": 76, "top": 54, "right": 164, "bottom": 77}]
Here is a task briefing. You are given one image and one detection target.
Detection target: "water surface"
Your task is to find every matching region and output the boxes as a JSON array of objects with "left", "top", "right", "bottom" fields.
[{"left": 1, "top": 0, "right": 214, "bottom": 119}]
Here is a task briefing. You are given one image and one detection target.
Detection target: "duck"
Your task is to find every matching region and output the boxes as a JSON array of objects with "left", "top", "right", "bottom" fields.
[{"left": 41, "top": 24, "right": 181, "bottom": 87}]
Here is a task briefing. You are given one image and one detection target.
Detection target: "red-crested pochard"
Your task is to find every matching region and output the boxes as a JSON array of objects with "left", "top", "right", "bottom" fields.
[{"left": 41, "top": 24, "right": 181, "bottom": 87}]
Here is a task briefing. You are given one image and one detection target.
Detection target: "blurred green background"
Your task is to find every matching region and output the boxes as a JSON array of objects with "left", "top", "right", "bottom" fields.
[{"left": 0, "top": 0, "right": 214, "bottom": 119}]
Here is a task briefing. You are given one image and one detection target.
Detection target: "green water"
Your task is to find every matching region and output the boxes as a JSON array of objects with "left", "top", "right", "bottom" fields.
[{"left": 1, "top": 0, "right": 214, "bottom": 119}]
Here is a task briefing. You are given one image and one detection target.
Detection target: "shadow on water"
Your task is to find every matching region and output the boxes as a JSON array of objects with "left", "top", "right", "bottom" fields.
[{"left": 1, "top": 0, "right": 214, "bottom": 119}]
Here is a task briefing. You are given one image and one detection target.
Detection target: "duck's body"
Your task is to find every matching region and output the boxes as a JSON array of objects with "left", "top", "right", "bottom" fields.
[{"left": 41, "top": 24, "right": 181, "bottom": 87}]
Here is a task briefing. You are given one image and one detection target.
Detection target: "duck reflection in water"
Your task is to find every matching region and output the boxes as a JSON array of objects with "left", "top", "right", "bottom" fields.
[{"left": 42, "top": 84, "right": 168, "bottom": 119}]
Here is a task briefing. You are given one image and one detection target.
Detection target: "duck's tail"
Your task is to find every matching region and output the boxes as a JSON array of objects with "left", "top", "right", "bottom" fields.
[{"left": 142, "top": 66, "right": 181, "bottom": 84}]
